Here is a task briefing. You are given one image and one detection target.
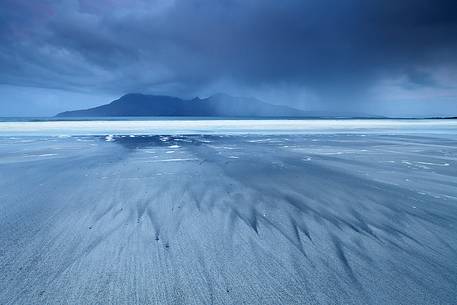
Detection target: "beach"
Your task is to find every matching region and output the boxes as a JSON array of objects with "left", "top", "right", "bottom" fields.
[{"left": 1, "top": 120, "right": 457, "bottom": 304}]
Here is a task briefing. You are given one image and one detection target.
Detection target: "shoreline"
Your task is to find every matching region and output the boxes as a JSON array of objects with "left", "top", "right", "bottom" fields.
[{"left": 1, "top": 119, "right": 457, "bottom": 136}]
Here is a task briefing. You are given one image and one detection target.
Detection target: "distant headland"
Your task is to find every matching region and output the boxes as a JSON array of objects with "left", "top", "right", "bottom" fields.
[{"left": 55, "top": 93, "right": 382, "bottom": 118}]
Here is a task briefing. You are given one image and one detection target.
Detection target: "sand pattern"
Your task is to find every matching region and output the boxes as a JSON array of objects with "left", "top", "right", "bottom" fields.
[{"left": 1, "top": 133, "right": 457, "bottom": 304}]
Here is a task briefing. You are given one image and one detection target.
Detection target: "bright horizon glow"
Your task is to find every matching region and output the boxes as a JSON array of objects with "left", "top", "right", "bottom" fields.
[{"left": 1, "top": 119, "right": 456, "bottom": 136}]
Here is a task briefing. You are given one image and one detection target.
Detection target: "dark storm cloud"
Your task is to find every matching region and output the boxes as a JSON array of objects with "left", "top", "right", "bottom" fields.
[{"left": 0, "top": 0, "right": 457, "bottom": 112}]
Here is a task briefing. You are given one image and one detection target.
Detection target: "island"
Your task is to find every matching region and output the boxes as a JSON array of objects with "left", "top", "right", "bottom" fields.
[{"left": 56, "top": 93, "right": 309, "bottom": 117}]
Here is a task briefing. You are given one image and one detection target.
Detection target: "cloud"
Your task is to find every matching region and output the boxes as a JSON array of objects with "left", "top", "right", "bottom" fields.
[{"left": 0, "top": 0, "right": 456, "bottom": 114}]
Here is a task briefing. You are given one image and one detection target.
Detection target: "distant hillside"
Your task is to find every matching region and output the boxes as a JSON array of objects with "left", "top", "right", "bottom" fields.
[{"left": 56, "top": 93, "right": 309, "bottom": 117}]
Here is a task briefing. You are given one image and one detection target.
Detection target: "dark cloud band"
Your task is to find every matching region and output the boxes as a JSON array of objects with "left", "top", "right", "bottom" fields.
[{"left": 0, "top": 0, "right": 456, "bottom": 113}]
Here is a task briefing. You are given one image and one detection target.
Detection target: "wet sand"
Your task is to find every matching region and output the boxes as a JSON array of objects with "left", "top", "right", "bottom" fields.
[{"left": 1, "top": 131, "right": 457, "bottom": 304}]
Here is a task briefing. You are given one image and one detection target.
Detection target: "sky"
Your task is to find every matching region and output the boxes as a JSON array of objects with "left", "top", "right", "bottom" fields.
[{"left": 0, "top": 0, "right": 457, "bottom": 117}]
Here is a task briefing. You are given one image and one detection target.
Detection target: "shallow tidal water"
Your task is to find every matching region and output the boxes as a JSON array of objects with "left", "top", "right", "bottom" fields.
[{"left": 1, "top": 127, "right": 457, "bottom": 304}]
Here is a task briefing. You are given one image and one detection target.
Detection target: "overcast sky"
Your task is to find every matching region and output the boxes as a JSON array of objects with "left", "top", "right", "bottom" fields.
[{"left": 1, "top": 0, "right": 457, "bottom": 116}]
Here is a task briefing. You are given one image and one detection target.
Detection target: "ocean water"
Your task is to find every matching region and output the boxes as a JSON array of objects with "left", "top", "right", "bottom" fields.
[{"left": 1, "top": 119, "right": 456, "bottom": 304}]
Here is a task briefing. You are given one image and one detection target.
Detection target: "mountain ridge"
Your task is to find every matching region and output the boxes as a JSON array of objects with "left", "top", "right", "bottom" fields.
[
  {"left": 56, "top": 93, "right": 310, "bottom": 117},
  {"left": 56, "top": 93, "right": 384, "bottom": 118}
]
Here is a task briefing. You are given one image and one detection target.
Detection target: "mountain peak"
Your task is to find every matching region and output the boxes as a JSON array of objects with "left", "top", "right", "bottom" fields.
[{"left": 56, "top": 93, "right": 307, "bottom": 117}]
